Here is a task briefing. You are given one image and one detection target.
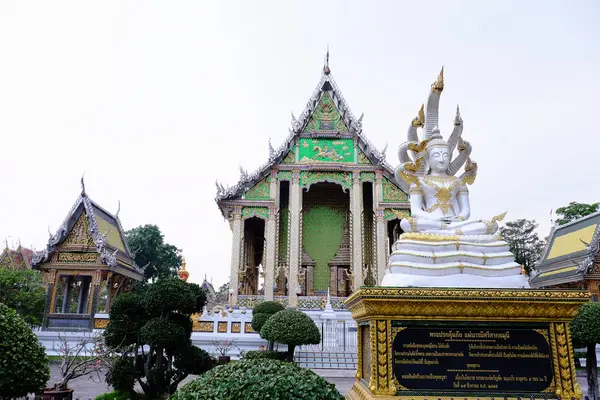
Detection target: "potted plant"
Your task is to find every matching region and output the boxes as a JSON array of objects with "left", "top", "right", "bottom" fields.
[
  {"left": 211, "top": 337, "right": 238, "bottom": 364},
  {"left": 42, "top": 333, "right": 106, "bottom": 400}
]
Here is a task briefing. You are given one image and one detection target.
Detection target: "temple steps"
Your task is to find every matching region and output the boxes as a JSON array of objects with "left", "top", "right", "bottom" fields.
[{"left": 295, "top": 351, "right": 358, "bottom": 370}]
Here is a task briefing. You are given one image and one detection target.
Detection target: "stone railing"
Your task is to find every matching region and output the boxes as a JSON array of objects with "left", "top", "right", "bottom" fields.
[{"left": 236, "top": 295, "right": 347, "bottom": 310}]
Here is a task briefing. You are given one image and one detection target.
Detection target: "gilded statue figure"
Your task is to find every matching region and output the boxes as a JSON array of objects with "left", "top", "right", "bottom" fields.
[{"left": 394, "top": 68, "right": 504, "bottom": 236}]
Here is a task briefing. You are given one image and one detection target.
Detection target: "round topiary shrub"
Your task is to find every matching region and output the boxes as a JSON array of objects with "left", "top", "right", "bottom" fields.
[
  {"left": 251, "top": 301, "right": 285, "bottom": 351},
  {"left": 0, "top": 302, "right": 50, "bottom": 397},
  {"left": 260, "top": 309, "right": 320, "bottom": 361},
  {"left": 106, "top": 357, "right": 136, "bottom": 393},
  {"left": 171, "top": 359, "right": 343, "bottom": 400}
]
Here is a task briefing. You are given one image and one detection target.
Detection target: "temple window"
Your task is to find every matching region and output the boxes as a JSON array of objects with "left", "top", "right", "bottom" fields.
[
  {"left": 96, "top": 280, "right": 109, "bottom": 314},
  {"left": 54, "top": 275, "right": 92, "bottom": 314}
]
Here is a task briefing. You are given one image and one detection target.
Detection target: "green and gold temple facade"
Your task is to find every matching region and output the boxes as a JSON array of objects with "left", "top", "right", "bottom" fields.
[{"left": 216, "top": 59, "right": 410, "bottom": 308}]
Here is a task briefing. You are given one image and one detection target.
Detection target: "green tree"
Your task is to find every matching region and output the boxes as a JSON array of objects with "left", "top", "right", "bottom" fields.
[
  {"left": 215, "top": 282, "right": 230, "bottom": 305},
  {"left": 260, "top": 309, "right": 320, "bottom": 362},
  {"left": 0, "top": 302, "right": 50, "bottom": 397},
  {"left": 104, "top": 278, "right": 214, "bottom": 398},
  {"left": 499, "top": 219, "right": 546, "bottom": 276},
  {"left": 251, "top": 301, "right": 285, "bottom": 351},
  {"left": 571, "top": 302, "right": 600, "bottom": 400},
  {"left": 0, "top": 268, "right": 45, "bottom": 326},
  {"left": 555, "top": 202, "right": 600, "bottom": 226},
  {"left": 125, "top": 225, "right": 182, "bottom": 282}
]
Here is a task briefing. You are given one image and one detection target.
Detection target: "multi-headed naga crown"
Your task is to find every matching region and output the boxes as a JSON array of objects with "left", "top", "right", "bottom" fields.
[{"left": 394, "top": 68, "right": 477, "bottom": 192}]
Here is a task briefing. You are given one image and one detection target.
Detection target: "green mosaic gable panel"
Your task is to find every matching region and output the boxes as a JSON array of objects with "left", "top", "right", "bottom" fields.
[
  {"left": 242, "top": 207, "right": 269, "bottom": 220},
  {"left": 383, "top": 208, "right": 410, "bottom": 221},
  {"left": 302, "top": 205, "right": 345, "bottom": 291},
  {"left": 360, "top": 172, "right": 375, "bottom": 182},
  {"left": 358, "top": 150, "right": 372, "bottom": 165},
  {"left": 281, "top": 146, "right": 296, "bottom": 164},
  {"left": 244, "top": 176, "right": 271, "bottom": 200},
  {"left": 277, "top": 170, "right": 293, "bottom": 181},
  {"left": 382, "top": 177, "right": 408, "bottom": 202},
  {"left": 302, "top": 92, "right": 349, "bottom": 133},
  {"left": 298, "top": 138, "right": 354, "bottom": 164},
  {"left": 300, "top": 171, "right": 352, "bottom": 190}
]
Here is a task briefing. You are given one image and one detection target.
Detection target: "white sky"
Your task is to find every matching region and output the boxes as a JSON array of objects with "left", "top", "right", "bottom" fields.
[{"left": 1, "top": 1, "right": 599, "bottom": 288}]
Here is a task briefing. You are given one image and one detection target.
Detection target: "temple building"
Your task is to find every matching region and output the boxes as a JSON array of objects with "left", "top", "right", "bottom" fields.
[
  {"left": 530, "top": 211, "right": 600, "bottom": 296},
  {"left": 32, "top": 182, "right": 144, "bottom": 330},
  {"left": 0, "top": 244, "right": 34, "bottom": 269},
  {"left": 215, "top": 56, "right": 410, "bottom": 309}
]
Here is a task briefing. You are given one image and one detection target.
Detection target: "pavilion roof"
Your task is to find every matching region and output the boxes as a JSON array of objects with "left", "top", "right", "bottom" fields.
[
  {"left": 31, "top": 181, "right": 142, "bottom": 279},
  {"left": 530, "top": 211, "right": 600, "bottom": 287}
]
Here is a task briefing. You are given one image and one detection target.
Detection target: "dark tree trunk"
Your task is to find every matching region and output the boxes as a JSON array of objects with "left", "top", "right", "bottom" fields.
[
  {"left": 287, "top": 345, "right": 295, "bottom": 362},
  {"left": 588, "top": 343, "right": 599, "bottom": 400},
  {"left": 268, "top": 340, "right": 274, "bottom": 351}
]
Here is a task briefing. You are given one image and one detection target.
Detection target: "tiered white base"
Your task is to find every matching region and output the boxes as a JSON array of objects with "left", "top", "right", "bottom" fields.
[{"left": 381, "top": 234, "right": 530, "bottom": 288}]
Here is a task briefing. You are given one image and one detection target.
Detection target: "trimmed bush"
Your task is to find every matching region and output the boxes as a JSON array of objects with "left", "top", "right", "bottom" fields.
[
  {"left": 251, "top": 301, "right": 284, "bottom": 351},
  {"left": 106, "top": 357, "right": 136, "bottom": 393},
  {"left": 171, "top": 359, "right": 343, "bottom": 400},
  {"left": 0, "top": 302, "right": 50, "bottom": 397},
  {"left": 95, "top": 391, "right": 138, "bottom": 400},
  {"left": 260, "top": 309, "right": 320, "bottom": 361},
  {"left": 244, "top": 350, "right": 288, "bottom": 361}
]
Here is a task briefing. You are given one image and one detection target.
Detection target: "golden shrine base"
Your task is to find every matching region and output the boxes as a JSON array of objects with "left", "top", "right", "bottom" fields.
[{"left": 344, "top": 287, "right": 590, "bottom": 400}]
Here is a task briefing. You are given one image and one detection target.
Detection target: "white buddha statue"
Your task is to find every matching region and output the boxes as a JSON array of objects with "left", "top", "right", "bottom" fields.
[
  {"left": 381, "top": 68, "right": 528, "bottom": 289},
  {"left": 398, "top": 127, "right": 502, "bottom": 236}
]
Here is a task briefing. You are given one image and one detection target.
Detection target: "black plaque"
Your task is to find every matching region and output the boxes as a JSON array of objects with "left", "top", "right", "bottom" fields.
[{"left": 393, "top": 324, "right": 553, "bottom": 393}]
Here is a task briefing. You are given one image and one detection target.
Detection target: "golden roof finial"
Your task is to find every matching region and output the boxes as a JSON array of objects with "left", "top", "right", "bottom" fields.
[
  {"left": 432, "top": 66, "right": 444, "bottom": 92},
  {"left": 411, "top": 104, "right": 425, "bottom": 128},
  {"left": 178, "top": 257, "right": 189, "bottom": 282}
]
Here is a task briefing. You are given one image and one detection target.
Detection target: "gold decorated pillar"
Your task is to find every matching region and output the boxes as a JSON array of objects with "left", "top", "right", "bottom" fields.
[
  {"left": 374, "top": 171, "right": 387, "bottom": 284},
  {"left": 229, "top": 207, "right": 243, "bottom": 306},
  {"left": 288, "top": 170, "right": 302, "bottom": 308},
  {"left": 351, "top": 171, "right": 363, "bottom": 290}
]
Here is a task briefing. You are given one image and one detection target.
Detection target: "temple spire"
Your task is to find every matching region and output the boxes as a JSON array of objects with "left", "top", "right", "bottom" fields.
[{"left": 323, "top": 46, "right": 330, "bottom": 75}]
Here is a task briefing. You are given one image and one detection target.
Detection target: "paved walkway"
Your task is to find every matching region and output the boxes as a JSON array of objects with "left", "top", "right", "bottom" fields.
[{"left": 43, "top": 364, "right": 592, "bottom": 399}]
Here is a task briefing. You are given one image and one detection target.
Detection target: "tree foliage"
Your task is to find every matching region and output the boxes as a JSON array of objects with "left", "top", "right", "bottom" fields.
[
  {"left": 104, "top": 278, "right": 213, "bottom": 398},
  {"left": 499, "top": 219, "right": 546, "bottom": 276},
  {"left": 0, "top": 268, "right": 45, "bottom": 326},
  {"left": 260, "top": 309, "right": 320, "bottom": 361},
  {"left": 125, "top": 224, "right": 182, "bottom": 282},
  {"left": 0, "top": 302, "right": 50, "bottom": 397},
  {"left": 171, "top": 359, "right": 343, "bottom": 400},
  {"left": 215, "top": 282, "right": 230, "bottom": 305},
  {"left": 571, "top": 302, "right": 600, "bottom": 400},
  {"left": 555, "top": 202, "right": 600, "bottom": 226}
]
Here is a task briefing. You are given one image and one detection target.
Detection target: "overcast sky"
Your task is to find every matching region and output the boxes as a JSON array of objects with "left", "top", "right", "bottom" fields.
[{"left": 1, "top": 1, "right": 598, "bottom": 287}]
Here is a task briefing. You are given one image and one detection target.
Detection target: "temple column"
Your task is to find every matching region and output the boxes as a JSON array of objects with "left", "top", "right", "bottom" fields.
[
  {"left": 264, "top": 171, "right": 279, "bottom": 301},
  {"left": 229, "top": 208, "right": 243, "bottom": 306},
  {"left": 330, "top": 267, "right": 338, "bottom": 296},
  {"left": 264, "top": 208, "right": 276, "bottom": 301},
  {"left": 288, "top": 170, "right": 302, "bottom": 308},
  {"left": 351, "top": 171, "right": 363, "bottom": 290},
  {"left": 374, "top": 171, "right": 387, "bottom": 284},
  {"left": 306, "top": 265, "right": 314, "bottom": 295}
]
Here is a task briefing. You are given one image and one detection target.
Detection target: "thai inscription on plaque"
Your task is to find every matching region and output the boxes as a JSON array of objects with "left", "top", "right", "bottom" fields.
[{"left": 393, "top": 324, "right": 553, "bottom": 393}]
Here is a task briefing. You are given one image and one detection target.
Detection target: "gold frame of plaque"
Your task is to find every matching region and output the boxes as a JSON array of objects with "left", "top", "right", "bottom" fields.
[{"left": 344, "top": 287, "right": 589, "bottom": 400}]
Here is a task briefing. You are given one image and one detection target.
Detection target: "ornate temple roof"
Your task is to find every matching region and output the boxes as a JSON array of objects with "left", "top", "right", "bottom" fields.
[
  {"left": 530, "top": 211, "right": 600, "bottom": 287},
  {"left": 31, "top": 180, "right": 142, "bottom": 278},
  {"left": 0, "top": 245, "right": 34, "bottom": 269},
  {"left": 215, "top": 54, "right": 395, "bottom": 215}
]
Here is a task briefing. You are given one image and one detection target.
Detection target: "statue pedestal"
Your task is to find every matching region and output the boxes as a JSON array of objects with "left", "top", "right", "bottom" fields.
[{"left": 344, "top": 287, "right": 589, "bottom": 400}]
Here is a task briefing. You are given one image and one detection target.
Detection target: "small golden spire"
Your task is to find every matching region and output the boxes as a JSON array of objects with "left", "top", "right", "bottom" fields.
[{"left": 432, "top": 66, "right": 444, "bottom": 92}]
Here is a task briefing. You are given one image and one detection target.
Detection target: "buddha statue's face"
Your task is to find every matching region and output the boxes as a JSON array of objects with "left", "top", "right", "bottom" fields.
[{"left": 427, "top": 144, "right": 450, "bottom": 174}]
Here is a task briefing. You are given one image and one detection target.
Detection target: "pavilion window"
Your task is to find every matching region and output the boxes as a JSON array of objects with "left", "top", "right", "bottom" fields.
[{"left": 54, "top": 275, "right": 92, "bottom": 314}]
